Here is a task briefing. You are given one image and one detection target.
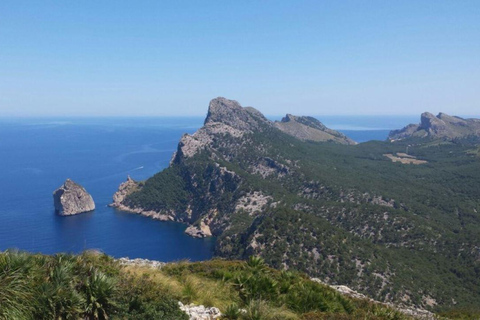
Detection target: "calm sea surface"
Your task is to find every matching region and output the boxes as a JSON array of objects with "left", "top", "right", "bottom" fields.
[{"left": 0, "top": 115, "right": 418, "bottom": 260}]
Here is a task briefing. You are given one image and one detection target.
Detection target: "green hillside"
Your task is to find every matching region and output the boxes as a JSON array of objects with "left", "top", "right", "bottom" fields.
[
  {"left": 119, "top": 98, "right": 480, "bottom": 312},
  {"left": 0, "top": 250, "right": 410, "bottom": 320}
]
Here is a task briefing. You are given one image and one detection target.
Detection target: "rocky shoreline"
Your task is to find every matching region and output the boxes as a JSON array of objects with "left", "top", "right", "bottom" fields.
[
  {"left": 110, "top": 176, "right": 211, "bottom": 238},
  {"left": 109, "top": 176, "right": 174, "bottom": 221}
]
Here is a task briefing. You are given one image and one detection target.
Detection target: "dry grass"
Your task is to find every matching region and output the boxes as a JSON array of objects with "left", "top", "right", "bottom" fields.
[
  {"left": 121, "top": 264, "right": 240, "bottom": 311},
  {"left": 383, "top": 153, "right": 428, "bottom": 165}
]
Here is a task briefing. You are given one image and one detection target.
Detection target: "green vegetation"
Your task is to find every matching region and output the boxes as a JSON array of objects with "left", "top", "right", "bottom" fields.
[
  {"left": 148, "top": 256, "right": 409, "bottom": 319},
  {"left": 0, "top": 250, "right": 186, "bottom": 320},
  {"left": 1, "top": 251, "right": 411, "bottom": 320},
  {"left": 125, "top": 120, "right": 480, "bottom": 312}
]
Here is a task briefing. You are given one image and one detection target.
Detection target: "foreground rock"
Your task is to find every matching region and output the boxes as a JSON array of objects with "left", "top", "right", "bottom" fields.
[
  {"left": 178, "top": 302, "right": 221, "bottom": 320},
  {"left": 117, "top": 257, "right": 166, "bottom": 269},
  {"left": 389, "top": 112, "right": 480, "bottom": 140},
  {"left": 53, "top": 179, "right": 95, "bottom": 215}
]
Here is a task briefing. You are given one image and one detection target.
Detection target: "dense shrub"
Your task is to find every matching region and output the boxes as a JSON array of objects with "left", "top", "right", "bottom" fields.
[{"left": 0, "top": 250, "right": 187, "bottom": 320}]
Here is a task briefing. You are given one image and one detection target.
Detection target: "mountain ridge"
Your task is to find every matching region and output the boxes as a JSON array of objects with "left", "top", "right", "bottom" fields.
[
  {"left": 111, "top": 97, "right": 480, "bottom": 312},
  {"left": 274, "top": 114, "right": 356, "bottom": 145},
  {"left": 389, "top": 112, "right": 480, "bottom": 141}
]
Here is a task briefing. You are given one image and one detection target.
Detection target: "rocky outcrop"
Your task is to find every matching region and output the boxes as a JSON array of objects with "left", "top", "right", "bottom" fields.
[
  {"left": 389, "top": 112, "right": 480, "bottom": 140},
  {"left": 53, "top": 179, "right": 95, "bottom": 215},
  {"left": 110, "top": 176, "right": 174, "bottom": 221},
  {"left": 171, "top": 98, "right": 355, "bottom": 163},
  {"left": 117, "top": 257, "right": 166, "bottom": 269},
  {"left": 310, "top": 278, "right": 435, "bottom": 319},
  {"left": 204, "top": 97, "right": 270, "bottom": 132},
  {"left": 185, "top": 222, "right": 212, "bottom": 238},
  {"left": 178, "top": 302, "right": 222, "bottom": 320},
  {"left": 110, "top": 175, "right": 138, "bottom": 208},
  {"left": 171, "top": 98, "right": 271, "bottom": 164},
  {"left": 274, "top": 114, "right": 356, "bottom": 145}
]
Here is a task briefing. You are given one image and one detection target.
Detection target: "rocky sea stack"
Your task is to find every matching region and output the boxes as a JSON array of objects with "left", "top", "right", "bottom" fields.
[{"left": 53, "top": 179, "right": 95, "bottom": 215}]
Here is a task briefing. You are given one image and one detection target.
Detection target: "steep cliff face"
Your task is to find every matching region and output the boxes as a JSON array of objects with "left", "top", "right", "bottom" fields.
[
  {"left": 274, "top": 114, "right": 356, "bottom": 145},
  {"left": 118, "top": 97, "right": 354, "bottom": 235},
  {"left": 53, "top": 179, "right": 95, "bottom": 215},
  {"left": 111, "top": 97, "right": 480, "bottom": 310},
  {"left": 389, "top": 112, "right": 480, "bottom": 140},
  {"left": 171, "top": 97, "right": 272, "bottom": 164}
]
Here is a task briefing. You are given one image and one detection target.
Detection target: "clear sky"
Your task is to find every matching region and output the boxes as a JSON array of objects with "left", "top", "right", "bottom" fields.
[{"left": 0, "top": 1, "right": 479, "bottom": 117}]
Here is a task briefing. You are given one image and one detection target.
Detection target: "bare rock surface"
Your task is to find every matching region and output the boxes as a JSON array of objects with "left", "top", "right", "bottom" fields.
[
  {"left": 53, "top": 179, "right": 95, "bottom": 215},
  {"left": 204, "top": 97, "right": 270, "bottom": 132},
  {"left": 311, "top": 278, "right": 435, "bottom": 319},
  {"left": 178, "top": 302, "right": 222, "bottom": 320},
  {"left": 117, "top": 257, "right": 166, "bottom": 269},
  {"left": 185, "top": 222, "right": 212, "bottom": 238},
  {"left": 110, "top": 176, "right": 174, "bottom": 220},
  {"left": 389, "top": 112, "right": 480, "bottom": 140},
  {"left": 274, "top": 114, "right": 356, "bottom": 145},
  {"left": 110, "top": 175, "right": 138, "bottom": 207}
]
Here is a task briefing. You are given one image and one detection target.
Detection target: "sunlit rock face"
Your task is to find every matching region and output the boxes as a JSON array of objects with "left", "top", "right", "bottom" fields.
[{"left": 53, "top": 179, "right": 95, "bottom": 215}]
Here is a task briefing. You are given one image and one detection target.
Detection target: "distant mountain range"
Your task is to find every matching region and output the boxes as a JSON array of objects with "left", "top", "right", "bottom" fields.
[{"left": 112, "top": 97, "right": 480, "bottom": 312}]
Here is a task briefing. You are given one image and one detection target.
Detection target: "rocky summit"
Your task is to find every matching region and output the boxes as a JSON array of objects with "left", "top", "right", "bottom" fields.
[
  {"left": 53, "top": 179, "right": 95, "bottom": 215},
  {"left": 274, "top": 114, "right": 356, "bottom": 144},
  {"left": 389, "top": 112, "right": 480, "bottom": 141}
]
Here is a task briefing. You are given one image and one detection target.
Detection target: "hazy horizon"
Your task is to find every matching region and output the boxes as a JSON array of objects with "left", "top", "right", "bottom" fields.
[{"left": 1, "top": 1, "right": 479, "bottom": 117}]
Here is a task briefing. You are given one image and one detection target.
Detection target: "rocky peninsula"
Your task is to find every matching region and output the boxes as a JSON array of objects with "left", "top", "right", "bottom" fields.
[{"left": 53, "top": 179, "right": 95, "bottom": 215}]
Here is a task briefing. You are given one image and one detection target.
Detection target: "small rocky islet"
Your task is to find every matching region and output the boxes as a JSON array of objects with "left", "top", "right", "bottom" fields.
[{"left": 53, "top": 179, "right": 95, "bottom": 216}]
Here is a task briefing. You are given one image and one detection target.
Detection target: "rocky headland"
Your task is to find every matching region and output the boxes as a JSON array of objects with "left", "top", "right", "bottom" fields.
[
  {"left": 53, "top": 179, "right": 95, "bottom": 215},
  {"left": 111, "top": 97, "right": 354, "bottom": 238},
  {"left": 108, "top": 97, "right": 480, "bottom": 311},
  {"left": 389, "top": 112, "right": 480, "bottom": 140},
  {"left": 109, "top": 175, "right": 175, "bottom": 221}
]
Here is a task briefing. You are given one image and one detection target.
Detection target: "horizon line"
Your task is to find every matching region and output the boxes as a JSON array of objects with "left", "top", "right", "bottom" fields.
[{"left": 1, "top": 113, "right": 477, "bottom": 119}]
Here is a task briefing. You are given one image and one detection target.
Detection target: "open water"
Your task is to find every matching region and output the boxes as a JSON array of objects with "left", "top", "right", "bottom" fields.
[{"left": 0, "top": 115, "right": 418, "bottom": 260}]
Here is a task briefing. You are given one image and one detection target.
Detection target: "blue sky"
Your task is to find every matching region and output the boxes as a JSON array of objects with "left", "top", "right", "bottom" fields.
[{"left": 0, "top": 1, "right": 479, "bottom": 117}]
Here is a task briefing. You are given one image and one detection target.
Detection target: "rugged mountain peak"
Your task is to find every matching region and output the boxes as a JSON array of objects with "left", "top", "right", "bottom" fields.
[
  {"left": 282, "top": 114, "right": 295, "bottom": 122},
  {"left": 274, "top": 114, "right": 356, "bottom": 145},
  {"left": 281, "top": 114, "right": 328, "bottom": 131},
  {"left": 244, "top": 106, "right": 269, "bottom": 122},
  {"left": 390, "top": 112, "right": 480, "bottom": 140},
  {"left": 204, "top": 97, "right": 270, "bottom": 131},
  {"left": 437, "top": 112, "right": 467, "bottom": 124},
  {"left": 53, "top": 179, "right": 95, "bottom": 216}
]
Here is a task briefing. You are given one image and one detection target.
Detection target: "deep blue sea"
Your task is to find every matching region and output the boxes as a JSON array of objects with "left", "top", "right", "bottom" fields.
[{"left": 0, "top": 115, "right": 418, "bottom": 261}]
